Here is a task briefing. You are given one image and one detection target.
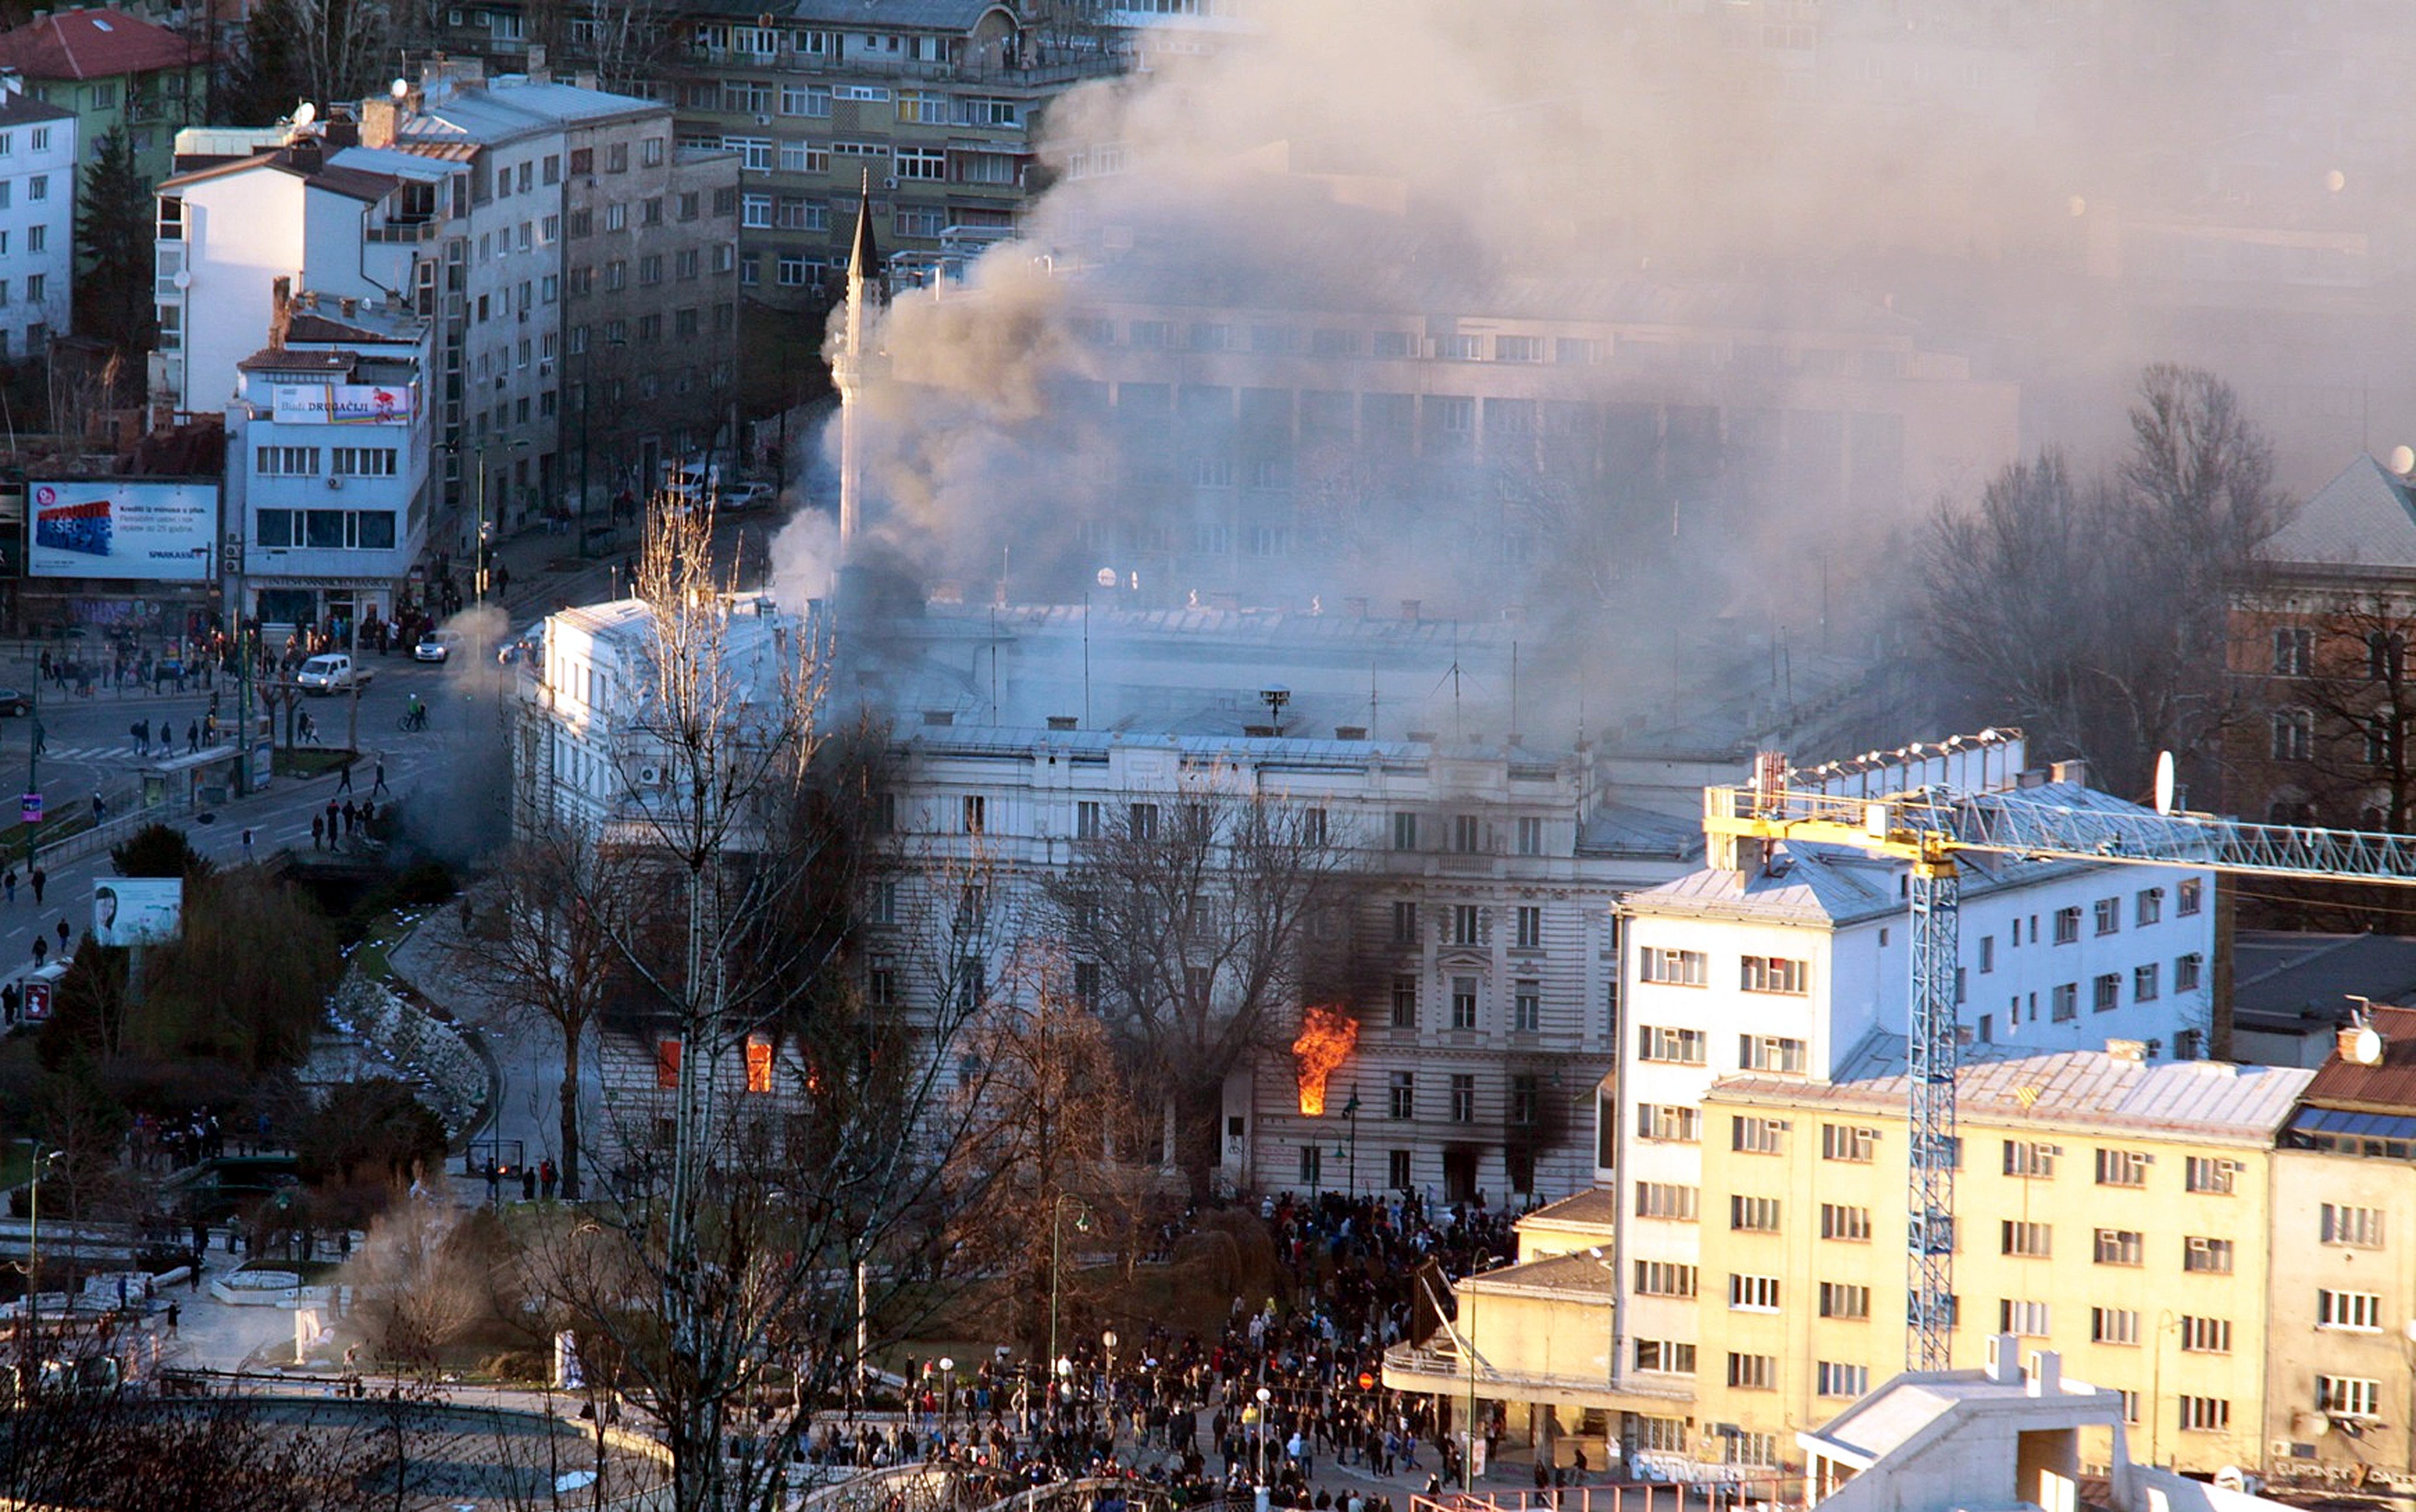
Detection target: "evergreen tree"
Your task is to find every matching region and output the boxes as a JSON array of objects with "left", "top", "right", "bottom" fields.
[{"left": 74, "top": 126, "right": 154, "bottom": 359}]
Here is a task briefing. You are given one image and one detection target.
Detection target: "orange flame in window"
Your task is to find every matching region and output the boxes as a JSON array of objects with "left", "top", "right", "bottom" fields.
[{"left": 1292, "top": 1004, "right": 1359, "bottom": 1115}]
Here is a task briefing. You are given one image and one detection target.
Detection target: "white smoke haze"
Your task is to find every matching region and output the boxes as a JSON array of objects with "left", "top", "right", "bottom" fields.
[{"left": 776, "top": 0, "right": 2414, "bottom": 741}]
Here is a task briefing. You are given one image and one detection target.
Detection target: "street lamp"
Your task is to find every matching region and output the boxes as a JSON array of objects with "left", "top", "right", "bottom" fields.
[
  {"left": 938, "top": 1356, "right": 954, "bottom": 1435},
  {"left": 1101, "top": 1329, "right": 1117, "bottom": 1408},
  {"left": 25, "top": 1148, "right": 57, "bottom": 1329},
  {"left": 1255, "top": 1384, "right": 1272, "bottom": 1488},
  {"left": 1046, "top": 1194, "right": 1092, "bottom": 1394},
  {"left": 1055, "top": 1355, "right": 1073, "bottom": 1432}
]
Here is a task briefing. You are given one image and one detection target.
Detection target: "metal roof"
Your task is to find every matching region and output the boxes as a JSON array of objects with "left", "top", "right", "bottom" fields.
[
  {"left": 2304, "top": 1002, "right": 2416, "bottom": 1107},
  {"left": 1516, "top": 1188, "right": 1620, "bottom": 1232},
  {"left": 1713, "top": 1031, "right": 2315, "bottom": 1145},
  {"left": 2264, "top": 453, "right": 2416, "bottom": 574}
]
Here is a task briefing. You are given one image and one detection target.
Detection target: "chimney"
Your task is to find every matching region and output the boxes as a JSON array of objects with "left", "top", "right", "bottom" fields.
[
  {"left": 2050, "top": 758, "right": 2089, "bottom": 789},
  {"left": 1334, "top": 725, "right": 1367, "bottom": 741},
  {"left": 268, "top": 275, "right": 293, "bottom": 347},
  {"left": 1046, "top": 715, "right": 1078, "bottom": 731},
  {"left": 1984, "top": 1333, "right": 2022, "bottom": 1384},
  {"left": 321, "top": 114, "right": 358, "bottom": 149},
  {"left": 526, "top": 44, "right": 550, "bottom": 83},
  {"left": 2026, "top": 1350, "right": 2062, "bottom": 1397},
  {"left": 360, "top": 98, "right": 398, "bottom": 148},
  {"left": 2105, "top": 1038, "right": 2148, "bottom": 1063},
  {"left": 339, "top": 295, "right": 356, "bottom": 318}
]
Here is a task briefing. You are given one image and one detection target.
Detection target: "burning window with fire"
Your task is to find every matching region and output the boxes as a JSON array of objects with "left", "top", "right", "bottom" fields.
[{"left": 1292, "top": 1004, "right": 1359, "bottom": 1115}]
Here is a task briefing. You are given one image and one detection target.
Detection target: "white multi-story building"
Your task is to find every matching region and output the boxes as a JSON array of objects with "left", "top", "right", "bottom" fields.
[
  {"left": 1610, "top": 736, "right": 2220, "bottom": 1406},
  {"left": 0, "top": 79, "right": 74, "bottom": 361},
  {"left": 223, "top": 281, "right": 434, "bottom": 635}
]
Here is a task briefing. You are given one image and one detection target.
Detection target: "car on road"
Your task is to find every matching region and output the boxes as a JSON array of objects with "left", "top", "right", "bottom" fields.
[
  {"left": 719, "top": 481, "right": 777, "bottom": 512},
  {"left": 413, "top": 630, "right": 463, "bottom": 663},
  {"left": 296, "top": 653, "right": 374, "bottom": 694},
  {"left": 0, "top": 688, "right": 29, "bottom": 716},
  {"left": 497, "top": 623, "right": 546, "bottom": 666}
]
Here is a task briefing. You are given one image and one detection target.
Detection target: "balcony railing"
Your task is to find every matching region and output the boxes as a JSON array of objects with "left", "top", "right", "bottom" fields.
[{"left": 680, "top": 43, "right": 1122, "bottom": 89}]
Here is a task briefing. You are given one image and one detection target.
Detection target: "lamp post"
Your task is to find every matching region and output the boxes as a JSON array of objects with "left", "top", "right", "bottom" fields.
[
  {"left": 1055, "top": 1355, "right": 1073, "bottom": 1433},
  {"left": 1101, "top": 1329, "right": 1117, "bottom": 1417},
  {"left": 938, "top": 1356, "right": 954, "bottom": 1436},
  {"left": 1255, "top": 1384, "right": 1272, "bottom": 1488},
  {"left": 1340, "top": 1092, "right": 1360, "bottom": 1195},
  {"left": 1046, "top": 1193, "right": 1091, "bottom": 1395},
  {"left": 25, "top": 1148, "right": 56, "bottom": 1328}
]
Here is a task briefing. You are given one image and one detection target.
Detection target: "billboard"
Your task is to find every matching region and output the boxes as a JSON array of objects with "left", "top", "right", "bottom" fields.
[
  {"left": 270, "top": 383, "right": 413, "bottom": 426},
  {"left": 94, "top": 877, "right": 182, "bottom": 946},
  {"left": 29, "top": 481, "right": 216, "bottom": 581}
]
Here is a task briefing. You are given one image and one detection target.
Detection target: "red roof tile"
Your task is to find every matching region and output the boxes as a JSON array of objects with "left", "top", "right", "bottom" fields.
[
  {"left": 0, "top": 9, "right": 197, "bottom": 81},
  {"left": 2303, "top": 1004, "right": 2416, "bottom": 1109}
]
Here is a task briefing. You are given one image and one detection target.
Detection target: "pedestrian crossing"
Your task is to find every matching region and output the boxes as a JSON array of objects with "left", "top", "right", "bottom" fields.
[{"left": 32, "top": 743, "right": 242, "bottom": 762}]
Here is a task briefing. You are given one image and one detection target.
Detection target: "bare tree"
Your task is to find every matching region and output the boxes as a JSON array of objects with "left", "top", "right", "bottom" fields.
[
  {"left": 1922, "top": 366, "right": 2293, "bottom": 798},
  {"left": 1040, "top": 784, "right": 1359, "bottom": 1195}
]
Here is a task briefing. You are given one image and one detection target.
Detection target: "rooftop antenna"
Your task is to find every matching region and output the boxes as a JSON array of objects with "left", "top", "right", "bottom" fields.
[
  {"left": 1510, "top": 640, "right": 1519, "bottom": 746},
  {"left": 1368, "top": 660, "right": 1379, "bottom": 740},
  {"left": 1431, "top": 627, "right": 1466, "bottom": 742},
  {"left": 1088, "top": 567, "right": 1114, "bottom": 730}
]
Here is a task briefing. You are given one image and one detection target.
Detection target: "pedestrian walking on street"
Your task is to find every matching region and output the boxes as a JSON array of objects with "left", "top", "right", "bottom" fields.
[
  {"left": 91, "top": 792, "right": 104, "bottom": 824},
  {"left": 32, "top": 935, "right": 47, "bottom": 968},
  {"left": 30, "top": 867, "right": 45, "bottom": 905},
  {"left": 5, "top": 868, "right": 17, "bottom": 905},
  {"left": 336, "top": 757, "right": 354, "bottom": 794},
  {"left": 166, "top": 1302, "right": 179, "bottom": 1336},
  {"left": 54, "top": 919, "right": 68, "bottom": 954},
  {"left": 132, "top": 718, "right": 148, "bottom": 750},
  {"left": 372, "top": 758, "right": 389, "bottom": 797},
  {"left": 324, "top": 798, "right": 340, "bottom": 842},
  {"left": 1, "top": 984, "right": 17, "bottom": 1025},
  {"left": 342, "top": 800, "right": 358, "bottom": 836},
  {"left": 241, "top": 827, "right": 254, "bottom": 862},
  {"left": 310, "top": 814, "right": 325, "bottom": 850},
  {"left": 186, "top": 720, "right": 198, "bottom": 754}
]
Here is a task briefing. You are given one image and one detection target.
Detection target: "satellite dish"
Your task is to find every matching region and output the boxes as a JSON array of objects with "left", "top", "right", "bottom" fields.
[
  {"left": 170, "top": 269, "right": 190, "bottom": 290},
  {"left": 2153, "top": 750, "right": 2175, "bottom": 816},
  {"left": 291, "top": 101, "right": 317, "bottom": 129},
  {"left": 2391, "top": 445, "right": 2415, "bottom": 477},
  {"left": 1094, "top": 567, "right": 1116, "bottom": 589},
  {"left": 2326, "top": 169, "right": 2347, "bottom": 194},
  {"left": 391, "top": 78, "right": 410, "bottom": 100},
  {"left": 2355, "top": 1025, "right": 2385, "bottom": 1066},
  {"left": 2066, "top": 195, "right": 2087, "bottom": 218}
]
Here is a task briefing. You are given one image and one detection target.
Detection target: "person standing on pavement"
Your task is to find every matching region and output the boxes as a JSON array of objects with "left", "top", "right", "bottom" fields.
[
  {"left": 4, "top": 868, "right": 17, "bottom": 905},
  {"left": 54, "top": 919, "right": 68, "bottom": 954},
  {"left": 31, "top": 935, "right": 46, "bottom": 968},
  {"left": 31, "top": 866, "right": 46, "bottom": 905},
  {"left": 241, "top": 827, "right": 254, "bottom": 862},
  {"left": 372, "top": 758, "right": 389, "bottom": 797},
  {"left": 310, "top": 814, "right": 325, "bottom": 850},
  {"left": 186, "top": 720, "right": 199, "bottom": 754},
  {"left": 336, "top": 757, "right": 354, "bottom": 794}
]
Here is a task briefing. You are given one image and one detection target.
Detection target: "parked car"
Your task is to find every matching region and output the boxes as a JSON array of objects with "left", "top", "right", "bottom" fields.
[
  {"left": 0, "top": 687, "right": 29, "bottom": 716},
  {"left": 296, "top": 653, "right": 373, "bottom": 693},
  {"left": 413, "top": 630, "right": 462, "bottom": 663},
  {"left": 720, "top": 481, "right": 777, "bottom": 512}
]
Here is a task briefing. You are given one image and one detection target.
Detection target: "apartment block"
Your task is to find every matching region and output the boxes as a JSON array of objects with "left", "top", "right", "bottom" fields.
[
  {"left": 0, "top": 8, "right": 205, "bottom": 183},
  {"left": 0, "top": 84, "right": 74, "bottom": 359}
]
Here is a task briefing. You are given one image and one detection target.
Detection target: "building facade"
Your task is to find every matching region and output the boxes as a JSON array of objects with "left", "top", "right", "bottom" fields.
[
  {"left": 0, "top": 84, "right": 75, "bottom": 361},
  {"left": 0, "top": 8, "right": 205, "bottom": 184}
]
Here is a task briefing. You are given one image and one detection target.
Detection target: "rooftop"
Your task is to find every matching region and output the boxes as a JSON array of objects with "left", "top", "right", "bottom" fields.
[
  {"left": 1712, "top": 1031, "right": 2316, "bottom": 1145},
  {"left": 399, "top": 77, "right": 661, "bottom": 146},
  {"left": 2263, "top": 453, "right": 2416, "bottom": 575},
  {"left": 0, "top": 90, "right": 74, "bottom": 127},
  {"left": 0, "top": 8, "right": 196, "bottom": 80},
  {"left": 236, "top": 349, "right": 356, "bottom": 374},
  {"left": 1459, "top": 1250, "right": 1613, "bottom": 1300},
  {"left": 2234, "top": 929, "right": 2416, "bottom": 1034},
  {"left": 1801, "top": 1352, "right": 2120, "bottom": 1471},
  {"left": 2303, "top": 1002, "right": 2416, "bottom": 1109},
  {"left": 1514, "top": 1188, "right": 1619, "bottom": 1233}
]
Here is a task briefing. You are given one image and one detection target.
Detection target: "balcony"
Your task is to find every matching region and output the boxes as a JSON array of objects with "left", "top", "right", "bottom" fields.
[{"left": 678, "top": 42, "right": 1123, "bottom": 90}]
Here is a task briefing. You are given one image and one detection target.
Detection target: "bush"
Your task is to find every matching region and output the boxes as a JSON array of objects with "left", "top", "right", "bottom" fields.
[
  {"left": 294, "top": 1077, "right": 445, "bottom": 1194},
  {"left": 391, "top": 859, "right": 457, "bottom": 906}
]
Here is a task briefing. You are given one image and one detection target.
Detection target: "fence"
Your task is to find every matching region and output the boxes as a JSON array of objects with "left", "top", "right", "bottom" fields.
[{"left": 1410, "top": 1481, "right": 1805, "bottom": 1512}]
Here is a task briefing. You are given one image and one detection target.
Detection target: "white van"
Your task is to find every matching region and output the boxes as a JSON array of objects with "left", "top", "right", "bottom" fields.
[{"left": 296, "top": 653, "right": 374, "bottom": 694}]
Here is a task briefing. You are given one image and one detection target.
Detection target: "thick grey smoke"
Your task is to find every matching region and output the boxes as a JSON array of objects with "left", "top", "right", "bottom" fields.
[{"left": 776, "top": 0, "right": 2414, "bottom": 741}]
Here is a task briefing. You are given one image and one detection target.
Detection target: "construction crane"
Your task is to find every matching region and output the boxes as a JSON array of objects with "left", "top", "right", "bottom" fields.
[{"left": 1703, "top": 756, "right": 2416, "bottom": 1372}]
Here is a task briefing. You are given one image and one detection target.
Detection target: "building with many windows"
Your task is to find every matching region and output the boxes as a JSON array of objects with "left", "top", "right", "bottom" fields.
[
  {"left": 0, "top": 8, "right": 204, "bottom": 183},
  {"left": 0, "top": 81, "right": 74, "bottom": 361}
]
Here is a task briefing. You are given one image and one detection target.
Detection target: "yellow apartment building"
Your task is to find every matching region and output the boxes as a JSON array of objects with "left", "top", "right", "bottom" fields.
[{"left": 1695, "top": 1036, "right": 2310, "bottom": 1478}]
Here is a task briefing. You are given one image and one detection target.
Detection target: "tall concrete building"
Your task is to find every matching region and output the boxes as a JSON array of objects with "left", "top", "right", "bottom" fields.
[{"left": 0, "top": 82, "right": 76, "bottom": 361}]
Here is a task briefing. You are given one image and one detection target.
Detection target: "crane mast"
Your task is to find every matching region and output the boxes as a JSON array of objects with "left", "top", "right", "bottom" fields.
[{"left": 1705, "top": 773, "right": 2416, "bottom": 1372}]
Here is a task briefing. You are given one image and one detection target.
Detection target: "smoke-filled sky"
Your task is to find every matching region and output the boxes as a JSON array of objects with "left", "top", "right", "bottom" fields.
[{"left": 780, "top": 0, "right": 2416, "bottom": 744}]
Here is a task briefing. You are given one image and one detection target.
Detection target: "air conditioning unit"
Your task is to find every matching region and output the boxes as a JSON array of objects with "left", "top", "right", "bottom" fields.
[
  {"left": 638, "top": 764, "right": 662, "bottom": 786},
  {"left": 754, "top": 114, "right": 772, "bottom": 126},
  {"left": 326, "top": 475, "right": 344, "bottom": 490},
  {"left": 883, "top": 176, "right": 899, "bottom": 190}
]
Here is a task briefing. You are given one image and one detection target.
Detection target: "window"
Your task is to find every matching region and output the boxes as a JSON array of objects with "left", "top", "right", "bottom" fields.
[
  {"left": 2175, "top": 952, "right": 2204, "bottom": 991},
  {"left": 2094, "top": 1228, "right": 2143, "bottom": 1266},
  {"left": 2094, "top": 897, "right": 2121, "bottom": 935},
  {"left": 2273, "top": 708, "right": 2314, "bottom": 761},
  {"left": 1449, "top": 977, "right": 1477, "bottom": 1030},
  {"left": 1387, "top": 1149, "right": 1411, "bottom": 1189},
  {"left": 2093, "top": 973, "right": 2120, "bottom": 1012},
  {"left": 1638, "top": 1025, "right": 1705, "bottom": 1064},
  {"left": 895, "top": 146, "right": 945, "bottom": 181},
  {"left": 2178, "top": 877, "right": 2202, "bottom": 915},
  {"left": 1391, "top": 811, "right": 1418, "bottom": 850},
  {"left": 1451, "top": 905, "right": 1481, "bottom": 946},
  {"left": 2183, "top": 1237, "right": 2234, "bottom": 1274},
  {"left": 2322, "top": 1203, "right": 2385, "bottom": 1248},
  {"left": 1739, "top": 955, "right": 1810, "bottom": 994},
  {"left": 1979, "top": 935, "right": 1994, "bottom": 972},
  {"left": 1816, "top": 1362, "right": 1868, "bottom": 1398},
  {"left": 1514, "top": 905, "right": 1542, "bottom": 950},
  {"left": 1821, "top": 1124, "right": 1876, "bottom": 1162},
  {"left": 1509, "top": 1074, "right": 1537, "bottom": 1127},
  {"left": 2319, "top": 1377, "right": 2381, "bottom": 1419},
  {"left": 1129, "top": 803, "right": 1158, "bottom": 838},
  {"left": 2273, "top": 625, "right": 2314, "bottom": 675},
  {"left": 1388, "top": 975, "right": 1417, "bottom": 1028},
  {"left": 1636, "top": 1105, "right": 1699, "bottom": 1143},
  {"left": 1516, "top": 816, "right": 1544, "bottom": 855},
  {"left": 1635, "top": 1182, "right": 1697, "bottom": 1220},
  {"left": 2092, "top": 1307, "right": 2139, "bottom": 1345},
  {"left": 27, "top": 175, "right": 44, "bottom": 202},
  {"left": 961, "top": 795, "right": 985, "bottom": 833},
  {"left": 2136, "top": 887, "right": 2163, "bottom": 926},
  {"left": 1448, "top": 1073, "right": 1474, "bottom": 1122},
  {"left": 1728, "top": 1273, "right": 1781, "bottom": 1312},
  {"left": 2133, "top": 963, "right": 2159, "bottom": 1001},
  {"left": 1732, "top": 1116, "right": 1788, "bottom": 1155},
  {"left": 1999, "top": 1299, "right": 2050, "bottom": 1336},
  {"left": 741, "top": 193, "right": 772, "bottom": 228},
  {"left": 2319, "top": 1289, "right": 2382, "bottom": 1331},
  {"left": 1633, "top": 1340, "right": 1695, "bottom": 1374},
  {"left": 1075, "top": 800, "right": 1101, "bottom": 839},
  {"left": 1634, "top": 1261, "right": 1696, "bottom": 1297},
  {"left": 1738, "top": 1034, "right": 1807, "bottom": 1073},
  {"left": 1512, "top": 981, "right": 1540, "bottom": 1033},
  {"left": 2184, "top": 1156, "right": 2234, "bottom": 1194},
  {"left": 1638, "top": 947, "right": 1708, "bottom": 986},
  {"left": 1390, "top": 901, "right": 1419, "bottom": 945},
  {"left": 330, "top": 447, "right": 397, "bottom": 476},
  {"left": 1726, "top": 1353, "right": 1776, "bottom": 1390},
  {"left": 2096, "top": 1148, "right": 2148, "bottom": 1187},
  {"left": 2053, "top": 906, "right": 2081, "bottom": 944},
  {"left": 2000, "top": 1221, "right": 2051, "bottom": 1257},
  {"left": 2178, "top": 1316, "right": 2231, "bottom": 1353},
  {"left": 2178, "top": 1397, "right": 2230, "bottom": 1433},
  {"left": 2003, "top": 1140, "right": 2057, "bottom": 1178},
  {"left": 2051, "top": 982, "right": 2078, "bottom": 1021},
  {"left": 1448, "top": 813, "right": 1481, "bottom": 853},
  {"left": 1818, "top": 1282, "right": 1869, "bottom": 1320},
  {"left": 1386, "top": 1071, "right": 1413, "bottom": 1120},
  {"left": 1730, "top": 1195, "right": 1781, "bottom": 1232},
  {"left": 1820, "top": 1204, "right": 1869, "bottom": 1241},
  {"left": 21, "top": 273, "right": 39, "bottom": 303},
  {"left": 254, "top": 445, "right": 321, "bottom": 475},
  {"left": 1302, "top": 807, "right": 1328, "bottom": 846},
  {"left": 1632, "top": 1416, "right": 1686, "bottom": 1454}
]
